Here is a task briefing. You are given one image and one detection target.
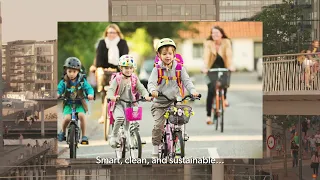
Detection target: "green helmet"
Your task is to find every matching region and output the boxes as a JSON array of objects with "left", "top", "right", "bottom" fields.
[
  {"left": 119, "top": 55, "right": 137, "bottom": 69},
  {"left": 156, "top": 38, "right": 176, "bottom": 52},
  {"left": 63, "top": 57, "right": 82, "bottom": 70}
]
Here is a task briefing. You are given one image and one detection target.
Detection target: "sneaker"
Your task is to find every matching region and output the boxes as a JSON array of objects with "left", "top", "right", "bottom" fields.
[
  {"left": 152, "top": 145, "right": 159, "bottom": 158},
  {"left": 81, "top": 136, "right": 89, "bottom": 145},
  {"left": 184, "top": 133, "right": 189, "bottom": 141},
  {"left": 109, "top": 136, "right": 117, "bottom": 148},
  {"left": 98, "top": 116, "right": 105, "bottom": 124},
  {"left": 57, "top": 131, "right": 66, "bottom": 142},
  {"left": 206, "top": 117, "right": 213, "bottom": 125}
]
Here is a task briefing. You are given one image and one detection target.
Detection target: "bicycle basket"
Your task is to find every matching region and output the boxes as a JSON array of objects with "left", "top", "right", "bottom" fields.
[
  {"left": 125, "top": 106, "right": 142, "bottom": 121},
  {"left": 207, "top": 71, "right": 231, "bottom": 88},
  {"left": 164, "top": 105, "right": 194, "bottom": 125}
]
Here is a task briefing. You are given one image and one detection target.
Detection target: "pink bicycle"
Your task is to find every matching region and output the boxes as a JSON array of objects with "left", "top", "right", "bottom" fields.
[
  {"left": 158, "top": 92, "right": 201, "bottom": 159},
  {"left": 107, "top": 97, "right": 148, "bottom": 159}
]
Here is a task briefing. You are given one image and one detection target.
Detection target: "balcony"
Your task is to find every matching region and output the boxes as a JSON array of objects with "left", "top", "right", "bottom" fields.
[{"left": 263, "top": 52, "right": 320, "bottom": 115}]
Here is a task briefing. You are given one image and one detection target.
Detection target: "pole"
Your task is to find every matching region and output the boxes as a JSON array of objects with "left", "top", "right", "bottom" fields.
[
  {"left": 0, "top": 2, "right": 4, "bottom": 151},
  {"left": 299, "top": 115, "right": 302, "bottom": 180}
]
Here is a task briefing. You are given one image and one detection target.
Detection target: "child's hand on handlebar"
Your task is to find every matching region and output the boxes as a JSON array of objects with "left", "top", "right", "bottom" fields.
[
  {"left": 144, "top": 96, "right": 153, "bottom": 101},
  {"left": 88, "top": 95, "right": 94, "bottom": 100},
  {"left": 192, "top": 92, "right": 200, "bottom": 97},
  {"left": 151, "top": 91, "right": 159, "bottom": 98},
  {"left": 110, "top": 95, "right": 120, "bottom": 102}
]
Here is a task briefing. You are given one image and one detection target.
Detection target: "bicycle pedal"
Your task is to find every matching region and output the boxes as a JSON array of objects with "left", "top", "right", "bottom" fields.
[
  {"left": 81, "top": 141, "right": 88, "bottom": 145},
  {"left": 141, "top": 140, "right": 146, "bottom": 145}
]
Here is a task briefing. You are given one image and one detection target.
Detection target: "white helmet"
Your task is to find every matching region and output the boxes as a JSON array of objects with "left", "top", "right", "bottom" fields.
[{"left": 118, "top": 55, "right": 137, "bottom": 69}]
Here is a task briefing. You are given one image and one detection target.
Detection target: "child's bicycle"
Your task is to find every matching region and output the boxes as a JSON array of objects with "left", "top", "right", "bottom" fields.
[
  {"left": 157, "top": 92, "right": 201, "bottom": 159},
  {"left": 58, "top": 96, "right": 93, "bottom": 159},
  {"left": 106, "top": 97, "right": 148, "bottom": 159},
  {"left": 207, "top": 68, "right": 231, "bottom": 133}
]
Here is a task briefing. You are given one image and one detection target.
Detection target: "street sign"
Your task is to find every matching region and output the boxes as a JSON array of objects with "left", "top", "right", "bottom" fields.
[{"left": 267, "top": 135, "right": 275, "bottom": 149}]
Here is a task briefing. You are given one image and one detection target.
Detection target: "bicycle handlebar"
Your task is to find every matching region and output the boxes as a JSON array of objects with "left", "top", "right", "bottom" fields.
[
  {"left": 107, "top": 93, "right": 153, "bottom": 103},
  {"left": 158, "top": 92, "right": 201, "bottom": 102},
  {"left": 208, "top": 68, "right": 230, "bottom": 72},
  {"left": 57, "top": 96, "right": 95, "bottom": 101}
]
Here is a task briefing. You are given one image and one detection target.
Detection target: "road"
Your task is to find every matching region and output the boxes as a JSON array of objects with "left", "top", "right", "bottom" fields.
[{"left": 57, "top": 72, "right": 262, "bottom": 160}]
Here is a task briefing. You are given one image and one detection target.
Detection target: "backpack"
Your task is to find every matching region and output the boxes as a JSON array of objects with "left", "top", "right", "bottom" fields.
[
  {"left": 107, "top": 72, "right": 140, "bottom": 124},
  {"left": 154, "top": 54, "right": 185, "bottom": 97}
]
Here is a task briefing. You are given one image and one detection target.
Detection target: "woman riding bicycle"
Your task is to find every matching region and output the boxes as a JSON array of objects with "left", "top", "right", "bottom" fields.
[
  {"left": 203, "top": 26, "right": 234, "bottom": 125},
  {"left": 89, "top": 24, "right": 129, "bottom": 124},
  {"left": 148, "top": 38, "right": 200, "bottom": 158},
  {"left": 107, "top": 55, "right": 152, "bottom": 148}
]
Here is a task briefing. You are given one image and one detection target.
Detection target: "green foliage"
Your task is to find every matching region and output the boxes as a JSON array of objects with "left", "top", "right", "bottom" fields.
[
  {"left": 263, "top": 115, "right": 312, "bottom": 130},
  {"left": 248, "top": 0, "right": 311, "bottom": 55},
  {"left": 57, "top": 22, "right": 197, "bottom": 80}
]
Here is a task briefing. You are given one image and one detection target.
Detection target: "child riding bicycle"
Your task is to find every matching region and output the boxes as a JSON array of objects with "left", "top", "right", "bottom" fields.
[
  {"left": 148, "top": 38, "right": 200, "bottom": 157},
  {"left": 57, "top": 57, "right": 95, "bottom": 144},
  {"left": 107, "top": 55, "right": 152, "bottom": 148}
]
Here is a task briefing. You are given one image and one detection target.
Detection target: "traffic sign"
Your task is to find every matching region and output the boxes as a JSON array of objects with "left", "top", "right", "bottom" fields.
[{"left": 267, "top": 135, "right": 275, "bottom": 149}]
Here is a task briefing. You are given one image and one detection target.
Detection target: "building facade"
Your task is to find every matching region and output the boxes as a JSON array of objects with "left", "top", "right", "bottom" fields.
[
  {"left": 110, "top": 0, "right": 319, "bottom": 41},
  {"left": 2, "top": 40, "right": 58, "bottom": 93}
]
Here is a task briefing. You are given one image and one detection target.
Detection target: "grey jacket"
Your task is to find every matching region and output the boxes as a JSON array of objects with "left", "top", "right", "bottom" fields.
[
  {"left": 107, "top": 75, "right": 149, "bottom": 100},
  {"left": 148, "top": 60, "right": 196, "bottom": 103}
]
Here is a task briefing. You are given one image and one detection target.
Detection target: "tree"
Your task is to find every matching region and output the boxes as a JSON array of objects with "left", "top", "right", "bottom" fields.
[
  {"left": 263, "top": 115, "right": 311, "bottom": 177},
  {"left": 57, "top": 22, "right": 197, "bottom": 79},
  {"left": 244, "top": 0, "right": 311, "bottom": 55}
]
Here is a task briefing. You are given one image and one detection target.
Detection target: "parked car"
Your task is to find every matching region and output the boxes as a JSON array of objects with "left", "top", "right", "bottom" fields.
[
  {"left": 257, "top": 57, "right": 262, "bottom": 81},
  {"left": 2, "top": 99, "right": 12, "bottom": 107},
  {"left": 138, "top": 59, "right": 154, "bottom": 89}
]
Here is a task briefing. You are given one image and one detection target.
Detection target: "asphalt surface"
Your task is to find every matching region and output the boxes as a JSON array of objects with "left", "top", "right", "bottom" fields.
[{"left": 57, "top": 72, "right": 263, "bottom": 160}]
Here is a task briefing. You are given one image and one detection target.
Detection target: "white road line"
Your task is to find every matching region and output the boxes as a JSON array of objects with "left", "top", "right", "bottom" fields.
[
  {"left": 57, "top": 135, "right": 262, "bottom": 148},
  {"left": 61, "top": 147, "right": 213, "bottom": 157},
  {"left": 196, "top": 84, "right": 262, "bottom": 91},
  {"left": 208, "top": 148, "right": 220, "bottom": 159}
]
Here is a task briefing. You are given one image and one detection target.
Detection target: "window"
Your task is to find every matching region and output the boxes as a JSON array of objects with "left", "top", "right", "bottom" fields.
[
  {"left": 128, "top": 6, "right": 137, "bottom": 16},
  {"left": 112, "top": 6, "right": 121, "bottom": 16},
  {"left": 193, "top": 43, "right": 204, "bottom": 59},
  {"left": 206, "top": 5, "right": 215, "bottom": 15},
  {"left": 121, "top": 6, "right": 127, "bottom": 16},
  {"left": 185, "top": 5, "right": 192, "bottom": 16},
  {"left": 147, "top": 5, "right": 156, "bottom": 16},
  {"left": 163, "top": 5, "right": 171, "bottom": 15},
  {"left": 157, "top": 5, "right": 163, "bottom": 16},
  {"left": 201, "top": 5, "right": 206, "bottom": 15},
  {"left": 192, "top": 5, "right": 200, "bottom": 15},
  {"left": 172, "top": 5, "right": 181, "bottom": 15}
]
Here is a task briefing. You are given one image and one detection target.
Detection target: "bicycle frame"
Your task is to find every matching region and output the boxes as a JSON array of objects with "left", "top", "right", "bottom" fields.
[{"left": 158, "top": 93, "right": 201, "bottom": 158}]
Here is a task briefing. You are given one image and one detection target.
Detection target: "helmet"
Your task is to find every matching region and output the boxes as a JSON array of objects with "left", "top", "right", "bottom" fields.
[
  {"left": 63, "top": 57, "right": 81, "bottom": 70},
  {"left": 156, "top": 38, "right": 176, "bottom": 52},
  {"left": 118, "top": 55, "right": 137, "bottom": 68}
]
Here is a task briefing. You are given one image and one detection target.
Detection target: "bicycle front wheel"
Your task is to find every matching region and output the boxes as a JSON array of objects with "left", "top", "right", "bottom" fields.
[
  {"left": 174, "top": 131, "right": 185, "bottom": 158},
  {"left": 115, "top": 137, "right": 126, "bottom": 159},
  {"left": 129, "top": 129, "right": 142, "bottom": 158},
  {"left": 220, "top": 91, "right": 224, "bottom": 133},
  {"left": 69, "top": 124, "right": 77, "bottom": 159}
]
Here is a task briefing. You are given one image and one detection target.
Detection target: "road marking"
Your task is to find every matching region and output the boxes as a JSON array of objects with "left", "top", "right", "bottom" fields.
[
  {"left": 208, "top": 148, "right": 220, "bottom": 158},
  {"left": 57, "top": 135, "right": 262, "bottom": 148},
  {"left": 196, "top": 84, "right": 262, "bottom": 91}
]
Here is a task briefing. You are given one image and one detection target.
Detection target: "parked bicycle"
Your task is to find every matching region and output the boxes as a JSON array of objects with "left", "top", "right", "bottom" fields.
[
  {"left": 207, "top": 68, "right": 231, "bottom": 133},
  {"left": 58, "top": 96, "right": 93, "bottom": 159},
  {"left": 107, "top": 97, "right": 148, "bottom": 159},
  {"left": 157, "top": 92, "right": 201, "bottom": 159}
]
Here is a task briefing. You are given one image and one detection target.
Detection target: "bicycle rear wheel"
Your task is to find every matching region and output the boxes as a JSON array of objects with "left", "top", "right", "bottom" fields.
[
  {"left": 69, "top": 124, "right": 77, "bottom": 159},
  {"left": 129, "top": 129, "right": 142, "bottom": 158},
  {"left": 173, "top": 131, "right": 185, "bottom": 158}
]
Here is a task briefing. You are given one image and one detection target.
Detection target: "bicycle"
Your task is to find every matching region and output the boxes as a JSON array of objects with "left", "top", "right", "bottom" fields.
[
  {"left": 58, "top": 96, "right": 93, "bottom": 159},
  {"left": 157, "top": 92, "right": 201, "bottom": 159},
  {"left": 95, "top": 68, "right": 116, "bottom": 141},
  {"left": 207, "top": 68, "right": 231, "bottom": 133},
  {"left": 107, "top": 97, "right": 148, "bottom": 159}
]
